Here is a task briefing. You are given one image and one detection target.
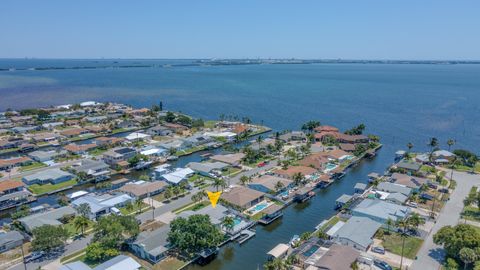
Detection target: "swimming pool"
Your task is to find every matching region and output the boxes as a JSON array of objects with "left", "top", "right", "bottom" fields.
[
  {"left": 325, "top": 163, "right": 338, "bottom": 171},
  {"left": 302, "top": 245, "right": 320, "bottom": 257},
  {"left": 233, "top": 217, "right": 242, "bottom": 226},
  {"left": 254, "top": 202, "right": 269, "bottom": 211}
]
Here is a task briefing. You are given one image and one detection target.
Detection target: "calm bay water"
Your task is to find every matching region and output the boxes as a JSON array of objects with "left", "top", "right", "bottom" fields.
[{"left": 1, "top": 60, "right": 479, "bottom": 269}]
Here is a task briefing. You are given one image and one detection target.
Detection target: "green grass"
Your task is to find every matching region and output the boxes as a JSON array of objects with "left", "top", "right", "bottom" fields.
[
  {"left": 119, "top": 202, "right": 150, "bottom": 215},
  {"left": 461, "top": 206, "right": 480, "bottom": 222},
  {"left": 60, "top": 248, "right": 86, "bottom": 263},
  {"left": 111, "top": 128, "right": 128, "bottom": 134},
  {"left": 451, "top": 162, "right": 480, "bottom": 173},
  {"left": 19, "top": 162, "right": 47, "bottom": 172},
  {"left": 204, "top": 120, "right": 217, "bottom": 128},
  {"left": 175, "top": 145, "right": 208, "bottom": 156},
  {"left": 381, "top": 233, "right": 423, "bottom": 259},
  {"left": 420, "top": 165, "right": 436, "bottom": 173},
  {"left": 28, "top": 178, "right": 78, "bottom": 195},
  {"left": 150, "top": 256, "right": 188, "bottom": 270},
  {"left": 177, "top": 201, "right": 209, "bottom": 213},
  {"left": 222, "top": 167, "right": 241, "bottom": 176},
  {"left": 63, "top": 220, "right": 95, "bottom": 237},
  {"left": 0, "top": 147, "right": 19, "bottom": 154},
  {"left": 88, "top": 148, "right": 108, "bottom": 156},
  {"left": 319, "top": 216, "right": 340, "bottom": 232}
]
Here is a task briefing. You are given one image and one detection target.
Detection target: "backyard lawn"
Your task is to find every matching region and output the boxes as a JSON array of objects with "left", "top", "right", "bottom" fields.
[
  {"left": 462, "top": 206, "right": 480, "bottom": 222},
  {"left": 63, "top": 219, "right": 95, "bottom": 237},
  {"left": 28, "top": 179, "right": 78, "bottom": 195},
  {"left": 381, "top": 232, "right": 423, "bottom": 259},
  {"left": 19, "top": 162, "right": 47, "bottom": 172}
]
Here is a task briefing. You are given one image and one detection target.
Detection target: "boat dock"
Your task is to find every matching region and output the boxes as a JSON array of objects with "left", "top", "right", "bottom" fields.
[{"left": 237, "top": 229, "right": 256, "bottom": 244}]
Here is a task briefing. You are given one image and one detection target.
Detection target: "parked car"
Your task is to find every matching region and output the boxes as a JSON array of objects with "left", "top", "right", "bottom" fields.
[
  {"left": 374, "top": 259, "right": 392, "bottom": 270},
  {"left": 439, "top": 188, "right": 449, "bottom": 194},
  {"left": 24, "top": 251, "right": 44, "bottom": 263},
  {"left": 371, "top": 246, "right": 385, "bottom": 254},
  {"left": 408, "top": 202, "right": 418, "bottom": 208}
]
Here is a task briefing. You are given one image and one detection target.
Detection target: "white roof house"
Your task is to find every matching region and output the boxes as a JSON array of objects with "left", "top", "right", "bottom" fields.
[
  {"left": 161, "top": 168, "right": 194, "bottom": 185},
  {"left": 71, "top": 193, "right": 133, "bottom": 220},
  {"left": 60, "top": 255, "right": 140, "bottom": 270},
  {"left": 126, "top": 132, "right": 151, "bottom": 141}
]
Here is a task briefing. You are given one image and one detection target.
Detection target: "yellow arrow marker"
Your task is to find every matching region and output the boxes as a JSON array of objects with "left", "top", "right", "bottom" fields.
[{"left": 207, "top": 191, "right": 222, "bottom": 208}]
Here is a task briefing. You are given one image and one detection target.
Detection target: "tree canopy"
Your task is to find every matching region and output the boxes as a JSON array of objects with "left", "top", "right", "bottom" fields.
[
  {"left": 433, "top": 224, "right": 480, "bottom": 263},
  {"left": 31, "top": 225, "right": 69, "bottom": 252},
  {"left": 168, "top": 214, "right": 224, "bottom": 256}
]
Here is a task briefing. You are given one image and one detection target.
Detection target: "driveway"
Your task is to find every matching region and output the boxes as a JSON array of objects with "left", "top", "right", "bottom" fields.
[{"left": 411, "top": 170, "right": 480, "bottom": 270}]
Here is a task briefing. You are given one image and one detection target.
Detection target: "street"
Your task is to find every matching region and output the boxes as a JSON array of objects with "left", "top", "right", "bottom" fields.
[{"left": 411, "top": 170, "right": 480, "bottom": 270}]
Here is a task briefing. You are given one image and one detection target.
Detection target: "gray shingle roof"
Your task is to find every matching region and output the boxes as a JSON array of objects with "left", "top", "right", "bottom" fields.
[{"left": 334, "top": 216, "right": 381, "bottom": 249}]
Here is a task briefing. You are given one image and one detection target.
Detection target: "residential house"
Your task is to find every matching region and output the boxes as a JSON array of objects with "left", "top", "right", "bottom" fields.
[
  {"left": 314, "top": 125, "right": 339, "bottom": 133},
  {"left": 60, "top": 255, "right": 141, "bottom": 270},
  {"left": 102, "top": 147, "right": 137, "bottom": 167},
  {"left": 376, "top": 182, "right": 412, "bottom": 196},
  {"left": 298, "top": 153, "right": 329, "bottom": 170},
  {"left": 72, "top": 159, "right": 111, "bottom": 182},
  {"left": 395, "top": 160, "right": 421, "bottom": 173},
  {"left": 221, "top": 186, "right": 265, "bottom": 209},
  {"left": 18, "top": 206, "right": 76, "bottom": 233},
  {"left": 146, "top": 125, "right": 173, "bottom": 136},
  {"left": 332, "top": 216, "right": 381, "bottom": 251},
  {"left": 432, "top": 150, "right": 456, "bottom": 163},
  {"left": 94, "top": 136, "right": 125, "bottom": 147},
  {"left": 273, "top": 166, "right": 317, "bottom": 180},
  {"left": 184, "top": 134, "right": 213, "bottom": 147},
  {"left": 125, "top": 132, "right": 151, "bottom": 142},
  {"left": 385, "top": 192, "right": 409, "bottom": 205},
  {"left": 162, "top": 122, "right": 188, "bottom": 133},
  {"left": 130, "top": 226, "right": 171, "bottom": 263},
  {"left": 63, "top": 143, "right": 97, "bottom": 155},
  {"left": 351, "top": 199, "right": 411, "bottom": 224},
  {"left": 210, "top": 153, "right": 245, "bottom": 166},
  {"left": 390, "top": 173, "right": 429, "bottom": 192},
  {"left": 60, "top": 128, "right": 89, "bottom": 138},
  {"left": 303, "top": 244, "right": 360, "bottom": 270},
  {"left": 187, "top": 161, "right": 229, "bottom": 177},
  {"left": 0, "top": 180, "right": 31, "bottom": 210},
  {"left": 22, "top": 168, "right": 75, "bottom": 185},
  {"left": 0, "top": 156, "right": 33, "bottom": 170},
  {"left": 28, "top": 150, "right": 67, "bottom": 162},
  {"left": 335, "top": 194, "right": 353, "bottom": 208},
  {"left": 161, "top": 168, "right": 194, "bottom": 185},
  {"left": 278, "top": 131, "right": 306, "bottom": 142},
  {"left": 0, "top": 231, "right": 24, "bottom": 253},
  {"left": 339, "top": 143, "right": 356, "bottom": 152},
  {"left": 247, "top": 175, "right": 293, "bottom": 194},
  {"left": 354, "top": 183, "right": 367, "bottom": 194},
  {"left": 71, "top": 193, "right": 133, "bottom": 220},
  {"left": 120, "top": 181, "right": 168, "bottom": 199},
  {"left": 151, "top": 164, "right": 172, "bottom": 180}
]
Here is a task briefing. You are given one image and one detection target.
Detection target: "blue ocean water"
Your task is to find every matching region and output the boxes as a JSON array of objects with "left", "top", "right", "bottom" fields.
[{"left": 0, "top": 60, "right": 479, "bottom": 269}]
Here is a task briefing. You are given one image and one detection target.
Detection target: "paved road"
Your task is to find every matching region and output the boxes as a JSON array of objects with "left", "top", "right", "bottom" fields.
[
  {"left": 411, "top": 170, "right": 480, "bottom": 270},
  {"left": 8, "top": 235, "right": 93, "bottom": 270}
]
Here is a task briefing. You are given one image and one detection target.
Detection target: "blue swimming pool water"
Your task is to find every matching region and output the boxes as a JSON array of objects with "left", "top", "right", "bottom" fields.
[
  {"left": 325, "top": 163, "right": 337, "bottom": 170},
  {"left": 233, "top": 217, "right": 242, "bottom": 226},
  {"left": 302, "top": 245, "right": 320, "bottom": 257},
  {"left": 254, "top": 203, "right": 268, "bottom": 211}
]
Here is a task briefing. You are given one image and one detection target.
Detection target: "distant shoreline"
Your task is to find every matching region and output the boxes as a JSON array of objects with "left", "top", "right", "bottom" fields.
[{"left": 2, "top": 58, "right": 480, "bottom": 72}]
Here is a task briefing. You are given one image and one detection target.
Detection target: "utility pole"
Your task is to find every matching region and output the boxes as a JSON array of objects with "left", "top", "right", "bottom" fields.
[{"left": 20, "top": 243, "right": 27, "bottom": 270}]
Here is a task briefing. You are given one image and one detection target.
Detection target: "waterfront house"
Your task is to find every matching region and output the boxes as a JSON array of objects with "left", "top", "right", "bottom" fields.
[
  {"left": 221, "top": 186, "right": 265, "bottom": 209},
  {"left": 161, "top": 167, "right": 194, "bottom": 185},
  {"left": 22, "top": 168, "right": 74, "bottom": 185},
  {"left": 146, "top": 125, "right": 174, "bottom": 136},
  {"left": 63, "top": 143, "right": 97, "bottom": 155},
  {"left": 332, "top": 216, "right": 382, "bottom": 251},
  {"left": 83, "top": 115, "right": 108, "bottom": 123},
  {"left": 385, "top": 192, "right": 408, "bottom": 205},
  {"left": 187, "top": 161, "right": 229, "bottom": 177},
  {"left": 120, "top": 180, "right": 167, "bottom": 199},
  {"left": 71, "top": 193, "right": 133, "bottom": 220},
  {"left": 267, "top": 243, "right": 290, "bottom": 260},
  {"left": 314, "top": 125, "right": 339, "bottom": 133},
  {"left": 28, "top": 149, "right": 67, "bottom": 162},
  {"left": 298, "top": 153, "right": 329, "bottom": 170},
  {"left": 278, "top": 131, "right": 306, "bottom": 142},
  {"left": 354, "top": 183, "right": 367, "bottom": 193},
  {"left": 203, "top": 131, "right": 237, "bottom": 142},
  {"left": 335, "top": 194, "right": 353, "bottom": 209},
  {"left": 152, "top": 164, "right": 172, "bottom": 180},
  {"left": 111, "top": 178, "right": 130, "bottom": 189},
  {"left": 0, "top": 156, "right": 33, "bottom": 171},
  {"left": 130, "top": 226, "right": 171, "bottom": 264},
  {"left": 248, "top": 175, "right": 293, "bottom": 194},
  {"left": 210, "top": 153, "right": 245, "bottom": 166},
  {"left": 376, "top": 182, "right": 412, "bottom": 196},
  {"left": 390, "top": 172, "right": 429, "bottom": 192},
  {"left": 395, "top": 160, "right": 421, "bottom": 173},
  {"left": 60, "top": 255, "right": 141, "bottom": 270},
  {"left": 60, "top": 128, "right": 89, "bottom": 138},
  {"left": 19, "top": 206, "right": 76, "bottom": 233},
  {"left": 351, "top": 199, "right": 411, "bottom": 224},
  {"left": 0, "top": 180, "right": 31, "bottom": 210},
  {"left": 94, "top": 136, "right": 125, "bottom": 147},
  {"left": 303, "top": 244, "right": 360, "bottom": 270},
  {"left": 339, "top": 143, "right": 356, "bottom": 152},
  {"left": 184, "top": 134, "right": 213, "bottom": 146},
  {"left": 162, "top": 122, "right": 188, "bottom": 132},
  {"left": 273, "top": 166, "right": 317, "bottom": 180},
  {"left": 102, "top": 147, "right": 137, "bottom": 167},
  {"left": 125, "top": 132, "right": 151, "bottom": 142},
  {"left": 0, "top": 231, "right": 24, "bottom": 253},
  {"left": 140, "top": 147, "right": 168, "bottom": 158},
  {"left": 71, "top": 159, "right": 111, "bottom": 182},
  {"left": 258, "top": 204, "right": 284, "bottom": 225},
  {"left": 432, "top": 150, "right": 456, "bottom": 163},
  {"left": 325, "top": 149, "right": 352, "bottom": 163},
  {"left": 30, "top": 132, "right": 62, "bottom": 143}
]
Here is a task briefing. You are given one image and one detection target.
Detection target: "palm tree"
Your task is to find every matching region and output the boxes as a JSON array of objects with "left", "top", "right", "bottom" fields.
[
  {"left": 126, "top": 202, "right": 134, "bottom": 213},
  {"left": 163, "top": 188, "right": 172, "bottom": 201},
  {"left": 447, "top": 139, "right": 455, "bottom": 151},
  {"left": 274, "top": 181, "right": 285, "bottom": 192},
  {"left": 77, "top": 203, "right": 91, "bottom": 218},
  {"left": 407, "top": 213, "right": 424, "bottom": 234},
  {"left": 135, "top": 198, "right": 143, "bottom": 214},
  {"left": 73, "top": 215, "right": 90, "bottom": 236},
  {"left": 292, "top": 172, "right": 304, "bottom": 187},
  {"left": 222, "top": 216, "right": 235, "bottom": 233},
  {"left": 213, "top": 178, "right": 226, "bottom": 192},
  {"left": 396, "top": 219, "right": 410, "bottom": 270},
  {"left": 428, "top": 137, "right": 439, "bottom": 162},
  {"left": 385, "top": 218, "right": 394, "bottom": 235},
  {"left": 239, "top": 175, "right": 250, "bottom": 186},
  {"left": 172, "top": 186, "right": 181, "bottom": 197}
]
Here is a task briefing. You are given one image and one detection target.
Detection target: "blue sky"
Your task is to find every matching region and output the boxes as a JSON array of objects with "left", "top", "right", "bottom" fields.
[{"left": 1, "top": 0, "right": 479, "bottom": 59}]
